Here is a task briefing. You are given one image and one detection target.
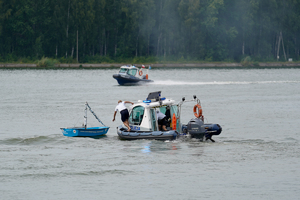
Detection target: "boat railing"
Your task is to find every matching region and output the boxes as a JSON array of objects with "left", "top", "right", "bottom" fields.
[{"left": 177, "top": 95, "right": 202, "bottom": 131}]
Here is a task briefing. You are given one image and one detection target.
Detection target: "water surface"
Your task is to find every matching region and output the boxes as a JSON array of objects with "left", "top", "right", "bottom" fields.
[{"left": 0, "top": 67, "right": 299, "bottom": 199}]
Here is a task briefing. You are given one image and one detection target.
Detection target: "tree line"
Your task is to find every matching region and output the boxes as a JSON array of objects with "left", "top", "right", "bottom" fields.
[{"left": 0, "top": 0, "right": 299, "bottom": 63}]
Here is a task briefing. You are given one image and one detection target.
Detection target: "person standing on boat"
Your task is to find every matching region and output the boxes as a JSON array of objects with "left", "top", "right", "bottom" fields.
[
  {"left": 113, "top": 100, "right": 134, "bottom": 132},
  {"left": 156, "top": 110, "right": 168, "bottom": 131}
]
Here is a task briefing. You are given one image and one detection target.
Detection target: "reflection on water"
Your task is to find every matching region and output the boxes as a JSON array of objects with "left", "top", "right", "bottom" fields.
[
  {"left": 138, "top": 138, "right": 206, "bottom": 156},
  {"left": 88, "top": 135, "right": 108, "bottom": 140},
  {"left": 140, "top": 141, "right": 180, "bottom": 154},
  {"left": 141, "top": 142, "right": 151, "bottom": 153}
]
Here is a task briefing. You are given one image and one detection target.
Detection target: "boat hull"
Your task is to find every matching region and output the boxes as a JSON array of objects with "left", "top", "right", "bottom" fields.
[
  {"left": 61, "top": 126, "right": 109, "bottom": 137},
  {"left": 113, "top": 74, "right": 153, "bottom": 85},
  {"left": 117, "top": 126, "right": 178, "bottom": 140}
]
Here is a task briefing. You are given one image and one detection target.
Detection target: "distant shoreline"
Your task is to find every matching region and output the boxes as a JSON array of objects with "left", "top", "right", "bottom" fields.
[{"left": 1, "top": 62, "right": 300, "bottom": 68}]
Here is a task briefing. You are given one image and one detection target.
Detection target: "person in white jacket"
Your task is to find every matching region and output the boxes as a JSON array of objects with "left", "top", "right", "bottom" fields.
[{"left": 112, "top": 100, "right": 134, "bottom": 132}]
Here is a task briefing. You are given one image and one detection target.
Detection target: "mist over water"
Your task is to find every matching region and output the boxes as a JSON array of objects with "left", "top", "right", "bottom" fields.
[{"left": 0, "top": 68, "right": 299, "bottom": 199}]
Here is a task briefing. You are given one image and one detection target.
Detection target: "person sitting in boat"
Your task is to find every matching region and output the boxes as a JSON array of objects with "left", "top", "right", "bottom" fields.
[
  {"left": 113, "top": 100, "right": 134, "bottom": 132},
  {"left": 165, "top": 106, "right": 171, "bottom": 127},
  {"left": 156, "top": 110, "right": 168, "bottom": 131}
]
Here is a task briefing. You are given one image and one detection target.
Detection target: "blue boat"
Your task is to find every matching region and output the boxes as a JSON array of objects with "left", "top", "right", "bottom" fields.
[
  {"left": 61, "top": 126, "right": 109, "bottom": 137},
  {"left": 117, "top": 91, "right": 222, "bottom": 141},
  {"left": 113, "top": 65, "right": 153, "bottom": 85},
  {"left": 61, "top": 102, "right": 109, "bottom": 137}
]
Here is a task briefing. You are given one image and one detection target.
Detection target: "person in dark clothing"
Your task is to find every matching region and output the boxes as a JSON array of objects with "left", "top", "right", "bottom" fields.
[{"left": 156, "top": 110, "right": 167, "bottom": 131}]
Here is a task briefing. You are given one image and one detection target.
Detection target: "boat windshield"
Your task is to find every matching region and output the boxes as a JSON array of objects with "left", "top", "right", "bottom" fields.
[
  {"left": 129, "top": 106, "right": 144, "bottom": 125},
  {"left": 119, "top": 68, "right": 128, "bottom": 73},
  {"left": 127, "top": 68, "right": 137, "bottom": 76}
]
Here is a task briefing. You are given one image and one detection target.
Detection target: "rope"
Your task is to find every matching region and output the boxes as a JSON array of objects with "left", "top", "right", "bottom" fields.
[{"left": 86, "top": 102, "right": 106, "bottom": 127}]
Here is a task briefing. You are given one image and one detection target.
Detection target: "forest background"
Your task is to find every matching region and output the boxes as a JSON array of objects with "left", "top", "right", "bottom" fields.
[{"left": 0, "top": 0, "right": 299, "bottom": 65}]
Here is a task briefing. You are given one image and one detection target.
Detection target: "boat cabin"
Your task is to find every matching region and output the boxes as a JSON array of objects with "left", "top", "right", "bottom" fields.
[
  {"left": 119, "top": 65, "right": 142, "bottom": 78},
  {"left": 128, "top": 91, "right": 181, "bottom": 132}
]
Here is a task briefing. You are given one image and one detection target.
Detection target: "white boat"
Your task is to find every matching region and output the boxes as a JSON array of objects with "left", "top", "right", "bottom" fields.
[
  {"left": 117, "top": 91, "right": 222, "bottom": 141},
  {"left": 112, "top": 64, "right": 153, "bottom": 85}
]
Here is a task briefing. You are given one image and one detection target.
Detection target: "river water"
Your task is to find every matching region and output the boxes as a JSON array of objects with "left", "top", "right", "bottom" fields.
[{"left": 0, "top": 67, "right": 299, "bottom": 199}]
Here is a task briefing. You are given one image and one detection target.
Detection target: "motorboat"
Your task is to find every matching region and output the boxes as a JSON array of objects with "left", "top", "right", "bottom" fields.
[
  {"left": 113, "top": 64, "right": 153, "bottom": 85},
  {"left": 61, "top": 102, "right": 109, "bottom": 137},
  {"left": 117, "top": 91, "right": 222, "bottom": 141}
]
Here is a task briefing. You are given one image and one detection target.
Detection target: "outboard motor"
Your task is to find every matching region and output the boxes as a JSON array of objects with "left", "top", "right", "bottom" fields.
[
  {"left": 185, "top": 118, "right": 222, "bottom": 142},
  {"left": 187, "top": 118, "right": 206, "bottom": 140}
]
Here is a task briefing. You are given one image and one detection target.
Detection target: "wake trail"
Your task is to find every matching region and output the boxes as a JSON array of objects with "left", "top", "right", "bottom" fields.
[{"left": 149, "top": 80, "right": 299, "bottom": 86}]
